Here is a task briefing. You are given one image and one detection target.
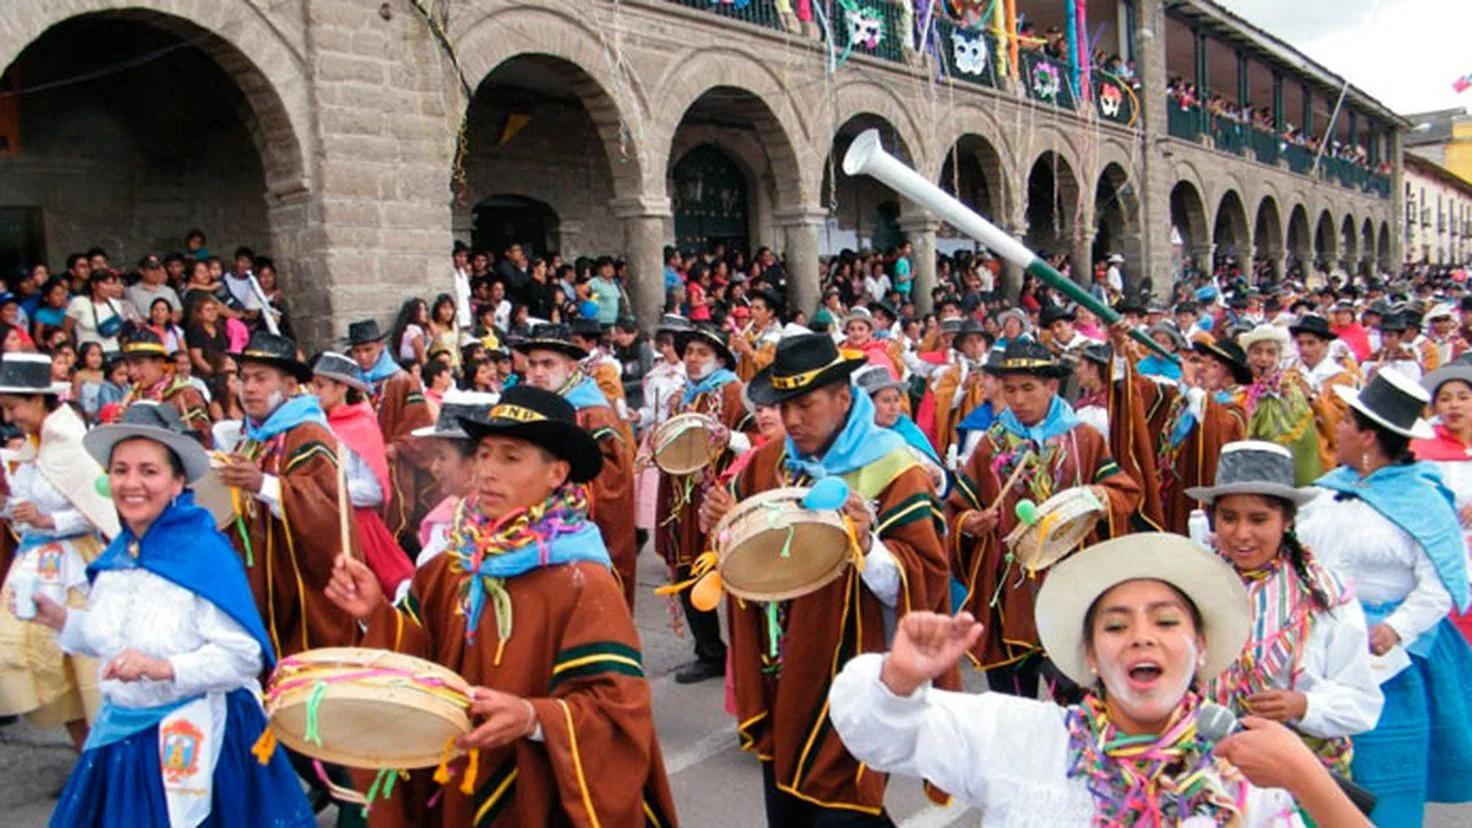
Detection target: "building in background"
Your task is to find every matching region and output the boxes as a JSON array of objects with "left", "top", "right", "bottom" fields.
[{"left": 1403, "top": 153, "right": 1472, "bottom": 267}]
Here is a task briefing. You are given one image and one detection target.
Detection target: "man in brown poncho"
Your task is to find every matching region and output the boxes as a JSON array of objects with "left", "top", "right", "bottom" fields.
[
  {"left": 513, "top": 323, "right": 638, "bottom": 608},
  {"left": 119, "top": 328, "right": 212, "bottom": 446},
  {"left": 346, "top": 319, "right": 436, "bottom": 553},
  {"left": 700, "top": 333, "right": 951, "bottom": 824},
  {"left": 325, "top": 384, "right": 678, "bottom": 827}
]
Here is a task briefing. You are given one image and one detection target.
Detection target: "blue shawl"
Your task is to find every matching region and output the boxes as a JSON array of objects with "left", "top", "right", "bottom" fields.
[
  {"left": 784, "top": 387, "right": 905, "bottom": 479},
  {"left": 995, "top": 395, "right": 1081, "bottom": 445},
  {"left": 244, "top": 395, "right": 327, "bottom": 443},
  {"left": 562, "top": 375, "right": 611, "bottom": 411},
  {"left": 681, "top": 368, "right": 740, "bottom": 407},
  {"left": 89, "top": 494, "right": 276, "bottom": 670},
  {"left": 1316, "top": 462, "right": 1470, "bottom": 615},
  {"left": 460, "top": 522, "right": 610, "bottom": 637},
  {"left": 363, "top": 347, "right": 401, "bottom": 385},
  {"left": 891, "top": 413, "right": 940, "bottom": 465}
]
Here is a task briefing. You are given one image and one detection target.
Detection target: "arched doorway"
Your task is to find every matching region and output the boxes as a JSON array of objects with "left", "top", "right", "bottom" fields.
[
  {"left": 1314, "top": 211, "right": 1337, "bottom": 272},
  {"left": 671, "top": 144, "right": 750, "bottom": 255},
  {"left": 1093, "top": 163, "right": 1140, "bottom": 286},
  {"left": 1377, "top": 221, "right": 1392, "bottom": 272},
  {"left": 1212, "top": 190, "right": 1250, "bottom": 272},
  {"left": 471, "top": 195, "right": 560, "bottom": 258},
  {"left": 1287, "top": 205, "right": 1311, "bottom": 277},
  {"left": 1360, "top": 218, "right": 1375, "bottom": 276},
  {"left": 1169, "top": 181, "right": 1209, "bottom": 276},
  {"left": 1340, "top": 215, "right": 1358, "bottom": 272},
  {"left": 0, "top": 13, "right": 283, "bottom": 274},
  {"left": 1254, "top": 197, "right": 1284, "bottom": 282},
  {"left": 938, "top": 134, "right": 1007, "bottom": 253},
  {"left": 459, "top": 55, "right": 629, "bottom": 263},
  {"left": 823, "top": 114, "right": 916, "bottom": 253},
  {"left": 1023, "top": 152, "right": 1080, "bottom": 263}
]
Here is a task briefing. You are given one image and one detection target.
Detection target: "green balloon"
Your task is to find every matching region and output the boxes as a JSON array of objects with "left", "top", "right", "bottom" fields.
[
  {"left": 1014, "top": 499, "right": 1039, "bottom": 526},
  {"left": 94, "top": 476, "right": 110, "bottom": 498}
]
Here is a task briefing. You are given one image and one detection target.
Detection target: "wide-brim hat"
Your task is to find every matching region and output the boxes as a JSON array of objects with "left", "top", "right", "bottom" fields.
[
  {"left": 411, "top": 389, "right": 499, "bottom": 440},
  {"left": 953, "top": 318, "right": 987, "bottom": 343},
  {"left": 1423, "top": 356, "right": 1472, "bottom": 398},
  {"left": 83, "top": 401, "right": 211, "bottom": 483},
  {"left": 656, "top": 314, "right": 693, "bottom": 336},
  {"left": 1107, "top": 253, "right": 1125, "bottom": 264},
  {"left": 1334, "top": 369, "right": 1434, "bottom": 439},
  {"left": 983, "top": 339, "right": 1068, "bottom": 379},
  {"left": 347, "top": 319, "right": 386, "bottom": 346},
  {"left": 1039, "top": 303, "right": 1077, "bottom": 328},
  {"left": 675, "top": 325, "right": 736, "bottom": 368},
  {"left": 1184, "top": 440, "right": 1315, "bottom": 506},
  {"left": 868, "top": 299, "right": 899, "bottom": 323},
  {"left": 748, "top": 333, "right": 867, "bottom": 406},
  {"left": 1376, "top": 312, "right": 1409, "bottom": 332},
  {"left": 0, "top": 354, "right": 65, "bottom": 396},
  {"left": 853, "top": 364, "right": 905, "bottom": 396},
  {"left": 1148, "top": 322, "right": 1188, "bottom": 352},
  {"left": 842, "top": 307, "right": 876, "bottom": 330},
  {"left": 1036, "top": 533, "right": 1252, "bottom": 687},
  {"left": 510, "top": 323, "right": 588, "bottom": 360},
  {"left": 456, "top": 385, "right": 601, "bottom": 483},
  {"left": 1192, "top": 338, "right": 1252, "bottom": 385},
  {"left": 1288, "top": 314, "right": 1336, "bottom": 340},
  {"left": 120, "top": 328, "right": 169, "bottom": 359},
  {"left": 239, "top": 331, "right": 312, "bottom": 382},
  {"left": 1238, "top": 323, "right": 1289, "bottom": 351},
  {"left": 311, "top": 351, "right": 371, "bottom": 393}
]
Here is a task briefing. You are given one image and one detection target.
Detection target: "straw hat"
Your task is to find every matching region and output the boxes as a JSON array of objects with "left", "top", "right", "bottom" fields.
[{"left": 1035, "top": 533, "right": 1251, "bottom": 687}]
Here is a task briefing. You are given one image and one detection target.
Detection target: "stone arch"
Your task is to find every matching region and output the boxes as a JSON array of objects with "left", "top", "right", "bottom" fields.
[
  {"left": 938, "top": 133, "right": 1010, "bottom": 226},
  {"left": 822, "top": 79, "right": 930, "bottom": 199},
  {"left": 1212, "top": 190, "right": 1251, "bottom": 266},
  {"left": 1023, "top": 150, "right": 1083, "bottom": 265},
  {"left": 1094, "top": 162, "right": 1143, "bottom": 284},
  {"left": 651, "top": 49, "right": 812, "bottom": 206},
  {"left": 1286, "top": 204, "right": 1312, "bottom": 276},
  {"left": 453, "top": 7, "right": 648, "bottom": 199},
  {"left": 1254, "top": 196, "right": 1285, "bottom": 280},
  {"left": 1377, "top": 221, "right": 1392, "bottom": 270},
  {"left": 823, "top": 112, "right": 920, "bottom": 254},
  {"left": 931, "top": 103, "right": 1019, "bottom": 184},
  {"left": 0, "top": 2, "right": 309, "bottom": 197},
  {"left": 1170, "top": 180, "right": 1210, "bottom": 273},
  {"left": 1360, "top": 218, "right": 1376, "bottom": 275},
  {"left": 1340, "top": 214, "right": 1358, "bottom": 269},
  {"left": 1314, "top": 209, "right": 1338, "bottom": 270}
]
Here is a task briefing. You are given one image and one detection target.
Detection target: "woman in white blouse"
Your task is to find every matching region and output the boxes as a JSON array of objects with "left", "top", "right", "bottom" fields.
[
  {"left": 830, "top": 533, "right": 1371, "bottom": 827},
  {"left": 1412, "top": 358, "right": 1472, "bottom": 643},
  {"left": 1185, "top": 441, "right": 1382, "bottom": 777},
  {"left": 0, "top": 353, "right": 119, "bottom": 750},
  {"left": 28, "top": 402, "right": 313, "bottom": 826},
  {"left": 1297, "top": 369, "right": 1472, "bottom": 825}
]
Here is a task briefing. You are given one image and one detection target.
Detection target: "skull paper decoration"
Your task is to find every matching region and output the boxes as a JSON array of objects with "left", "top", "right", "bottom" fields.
[{"left": 952, "top": 31, "right": 988, "bottom": 76}]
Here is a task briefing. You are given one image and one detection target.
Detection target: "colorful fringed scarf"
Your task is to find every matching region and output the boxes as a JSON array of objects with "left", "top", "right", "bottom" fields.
[
  {"left": 1065, "top": 692, "right": 1247, "bottom": 827},
  {"left": 447, "top": 485, "right": 609, "bottom": 660},
  {"left": 1205, "top": 549, "right": 1354, "bottom": 774}
]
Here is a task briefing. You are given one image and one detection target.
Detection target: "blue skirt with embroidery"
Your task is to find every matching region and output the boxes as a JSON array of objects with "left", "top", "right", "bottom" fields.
[
  {"left": 1352, "top": 617, "right": 1472, "bottom": 828},
  {"left": 50, "top": 687, "right": 314, "bottom": 827}
]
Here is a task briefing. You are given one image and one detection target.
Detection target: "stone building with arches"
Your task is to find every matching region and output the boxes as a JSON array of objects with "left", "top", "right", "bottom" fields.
[{"left": 0, "top": 0, "right": 1405, "bottom": 343}]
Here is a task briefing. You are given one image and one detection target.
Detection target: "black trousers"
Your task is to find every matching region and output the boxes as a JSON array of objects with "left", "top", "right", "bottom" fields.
[
  {"left": 761, "top": 763, "right": 895, "bottom": 827},
  {"left": 676, "top": 562, "right": 726, "bottom": 663}
]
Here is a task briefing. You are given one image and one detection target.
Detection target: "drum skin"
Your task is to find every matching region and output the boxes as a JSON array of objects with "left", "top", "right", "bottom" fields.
[
  {"left": 1003, "top": 487, "right": 1104, "bottom": 573},
  {"left": 653, "top": 413, "right": 726, "bottom": 476},
  {"left": 713, "top": 487, "right": 851, "bottom": 602}
]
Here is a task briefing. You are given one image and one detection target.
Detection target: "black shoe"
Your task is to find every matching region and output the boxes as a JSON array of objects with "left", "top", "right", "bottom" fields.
[{"left": 674, "top": 659, "right": 725, "bottom": 684}]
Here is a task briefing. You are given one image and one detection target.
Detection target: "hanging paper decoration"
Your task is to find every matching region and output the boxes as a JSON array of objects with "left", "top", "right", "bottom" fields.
[
  {"left": 952, "top": 30, "right": 989, "bottom": 76},
  {"left": 1098, "top": 82, "right": 1123, "bottom": 118},
  {"left": 1032, "top": 60, "right": 1061, "bottom": 100},
  {"left": 846, "top": 6, "right": 886, "bottom": 50},
  {"left": 709, "top": 0, "right": 753, "bottom": 8}
]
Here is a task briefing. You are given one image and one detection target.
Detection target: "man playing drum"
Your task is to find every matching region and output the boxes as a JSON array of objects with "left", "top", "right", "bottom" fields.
[
  {"left": 213, "top": 331, "right": 357, "bottom": 659},
  {"left": 325, "top": 385, "right": 679, "bottom": 827},
  {"left": 652, "top": 323, "right": 754, "bottom": 684},
  {"left": 698, "top": 333, "right": 950, "bottom": 826},
  {"left": 946, "top": 339, "right": 1141, "bottom": 700},
  {"left": 118, "top": 328, "right": 213, "bottom": 446},
  {"left": 513, "top": 323, "right": 638, "bottom": 608}
]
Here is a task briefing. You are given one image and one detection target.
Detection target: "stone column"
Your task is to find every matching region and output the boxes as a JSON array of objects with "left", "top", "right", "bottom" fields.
[
  {"left": 612, "top": 195, "right": 673, "bottom": 330},
  {"left": 899, "top": 211, "right": 940, "bottom": 314},
  {"left": 774, "top": 206, "right": 827, "bottom": 318},
  {"left": 1072, "top": 230, "right": 1096, "bottom": 288},
  {"left": 1191, "top": 243, "right": 1215, "bottom": 275},
  {"left": 1000, "top": 220, "right": 1027, "bottom": 300}
]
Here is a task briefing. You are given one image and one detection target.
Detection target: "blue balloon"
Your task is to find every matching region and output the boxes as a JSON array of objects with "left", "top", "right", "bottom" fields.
[{"left": 803, "top": 477, "right": 850, "bottom": 511}]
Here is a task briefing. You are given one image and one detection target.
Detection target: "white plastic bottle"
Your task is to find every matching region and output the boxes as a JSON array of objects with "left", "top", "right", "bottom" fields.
[
  {"left": 10, "top": 566, "right": 37, "bottom": 620},
  {"left": 1187, "top": 508, "right": 1211, "bottom": 548}
]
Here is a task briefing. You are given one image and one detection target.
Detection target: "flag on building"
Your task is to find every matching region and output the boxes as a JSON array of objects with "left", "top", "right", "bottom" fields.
[{"left": 1455, "top": 72, "right": 1472, "bottom": 94}]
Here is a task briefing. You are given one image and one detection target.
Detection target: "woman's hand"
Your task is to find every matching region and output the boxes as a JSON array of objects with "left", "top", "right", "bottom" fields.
[
  {"left": 10, "top": 502, "right": 52, "bottom": 529},
  {"left": 12, "top": 591, "right": 67, "bottom": 631},
  {"left": 324, "top": 555, "right": 384, "bottom": 620},
  {"left": 1245, "top": 689, "right": 1308, "bottom": 722},
  {"left": 104, "top": 648, "right": 174, "bottom": 683},
  {"left": 456, "top": 687, "right": 539, "bottom": 750},
  {"left": 879, "top": 611, "right": 982, "bottom": 697},
  {"left": 1368, "top": 623, "right": 1401, "bottom": 656}
]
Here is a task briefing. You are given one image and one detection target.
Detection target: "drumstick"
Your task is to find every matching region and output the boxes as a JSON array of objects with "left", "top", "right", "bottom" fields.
[
  {"left": 995, "top": 455, "right": 1032, "bottom": 506},
  {"left": 335, "top": 441, "right": 354, "bottom": 562}
]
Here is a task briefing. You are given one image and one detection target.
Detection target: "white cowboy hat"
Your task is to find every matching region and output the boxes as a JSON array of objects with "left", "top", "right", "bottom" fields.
[
  {"left": 1036, "top": 533, "right": 1251, "bottom": 687},
  {"left": 1237, "top": 323, "right": 1289, "bottom": 350}
]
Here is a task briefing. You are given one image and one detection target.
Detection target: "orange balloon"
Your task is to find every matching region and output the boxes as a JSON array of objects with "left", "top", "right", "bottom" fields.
[{"left": 690, "top": 570, "right": 724, "bottom": 612}]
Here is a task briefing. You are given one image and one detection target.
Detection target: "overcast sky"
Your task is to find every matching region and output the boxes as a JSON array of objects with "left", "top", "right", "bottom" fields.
[{"left": 1217, "top": 0, "right": 1472, "bottom": 121}]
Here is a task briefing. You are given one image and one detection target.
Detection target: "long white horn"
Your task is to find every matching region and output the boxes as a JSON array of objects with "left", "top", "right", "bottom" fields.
[{"left": 842, "top": 129, "right": 1176, "bottom": 363}]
